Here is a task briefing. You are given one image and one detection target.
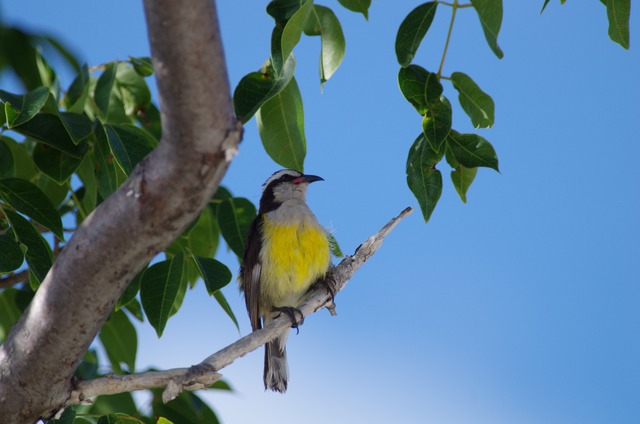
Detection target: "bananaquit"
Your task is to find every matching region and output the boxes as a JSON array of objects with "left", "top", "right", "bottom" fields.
[{"left": 239, "top": 169, "right": 331, "bottom": 393}]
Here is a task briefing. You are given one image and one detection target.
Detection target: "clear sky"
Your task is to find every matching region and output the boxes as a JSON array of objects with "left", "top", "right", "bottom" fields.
[{"left": 2, "top": 1, "right": 639, "bottom": 423}]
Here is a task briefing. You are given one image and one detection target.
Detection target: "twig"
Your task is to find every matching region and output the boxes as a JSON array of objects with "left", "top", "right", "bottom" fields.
[
  {"left": 0, "top": 270, "right": 29, "bottom": 289},
  {"left": 67, "top": 207, "right": 413, "bottom": 405}
]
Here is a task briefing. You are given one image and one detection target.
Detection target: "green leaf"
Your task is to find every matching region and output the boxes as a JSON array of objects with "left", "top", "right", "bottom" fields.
[
  {"left": 46, "top": 406, "right": 76, "bottom": 424},
  {"left": 540, "top": 0, "right": 551, "bottom": 13},
  {"left": 395, "top": 2, "right": 438, "bottom": 67},
  {"left": 187, "top": 207, "right": 218, "bottom": 258},
  {"left": 128, "top": 56, "right": 154, "bottom": 77},
  {"left": 116, "top": 270, "right": 143, "bottom": 311},
  {"left": 37, "top": 174, "right": 68, "bottom": 209},
  {"left": 8, "top": 113, "right": 89, "bottom": 158},
  {"left": 450, "top": 163, "right": 477, "bottom": 203},
  {"left": 1, "top": 137, "right": 37, "bottom": 180},
  {"left": 4, "top": 210, "right": 53, "bottom": 284},
  {"left": 94, "top": 63, "right": 118, "bottom": 119},
  {"left": 233, "top": 55, "right": 296, "bottom": 123},
  {"left": 0, "top": 87, "right": 49, "bottom": 127},
  {"left": 65, "top": 65, "right": 90, "bottom": 114},
  {"left": 422, "top": 96, "right": 452, "bottom": 152},
  {"left": 337, "top": 0, "right": 371, "bottom": 19},
  {"left": 257, "top": 77, "right": 306, "bottom": 170},
  {"left": 105, "top": 124, "right": 155, "bottom": 175},
  {"left": 604, "top": 0, "right": 630, "bottom": 49},
  {"left": 0, "top": 178, "right": 64, "bottom": 239},
  {"left": 32, "top": 143, "right": 83, "bottom": 184},
  {"left": 99, "top": 310, "right": 137, "bottom": 374},
  {"left": 75, "top": 349, "right": 99, "bottom": 380},
  {"left": 0, "top": 137, "right": 14, "bottom": 178},
  {"left": 140, "top": 255, "right": 184, "bottom": 337},
  {"left": 446, "top": 130, "right": 499, "bottom": 171},
  {"left": 0, "top": 234, "right": 25, "bottom": 273},
  {"left": 327, "top": 232, "right": 343, "bottom": 258},
  {"left": 268, "top": 0, "right": 313, "bottom": 73},
  {"left": 116, "top": 62, "right": 152, "bottom": 115},
  {"left": 214, "top": 291, "right": 239, "bottom": 331},
  {"left": 0, "top": 288, "right": 33, "bottom": 342},
  {"left": 157, "top": 418, "right": 175, "bottom": 424},
  {"left": 75, "top": 153, "right": 98, "bottom": 214},
  {"left": 406, "top": 133, "right": 443, "bottom": 222},
  {"left": 450, "top": 72, "right": 495, "bottom": 128},
  {"left": 150, "top": 389, "right": 220, "bottom": 424},
  {"left": 398, "top": 65, "right": 442, "bottom": 115},
  {"left": 216, "top": 197, "right": 257, "bottom": 258},
  {"left": 303, "top": 5, "right": 346, "bottom": 85},
  {"left": 470, "top": 0, "right": 504, "bottom": 58},
  {"left": 135, "top": 102, "right": 162, "bottom": 141},
  {"left": 193, "top": 256, "right": 232, "bottom": 295},
  {"left": 88, "top": 398, "right": 139, "bottom": 421},
  {"left": 94, "top": 122, "right": 121, "bottom": 199}
]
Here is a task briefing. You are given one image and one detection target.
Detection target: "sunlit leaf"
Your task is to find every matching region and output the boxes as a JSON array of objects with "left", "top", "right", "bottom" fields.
[
  {"left": 304, "top": 5, "right": 346, "bottom": 85},
  {"left": 450, "top": 72, "right": 495, "bottom": 128},
  {"left": 337, "top": 0, "right": 371, "bottom": 19},
  {"left": 268, "top": 0, "right": 312, "bottom": 73},
  {"left": 450, "top": 163, "right": 477, "bottom": 203},
  {"left": 446, "top": 130, "right": 499, "bottom": 171},
  {"left": 398, "top": 65, "right": 442, "bottom": 115},
  {"left": 604, "top": 0, "right": 630, "bottom": 49},
  {"left": 257, "top": 77, "right": 306, "bottom": 171},
  {"left": 470, "top": 0, "right": 504, "bottom": 58}
]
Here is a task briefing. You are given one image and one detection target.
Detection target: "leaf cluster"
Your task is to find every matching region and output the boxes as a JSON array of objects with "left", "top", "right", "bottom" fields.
[
  {"left": 233, "top": 0, "right": 364, "bottom": 171},
  {"left": 0, "top": 24, "right": 248, "bottom": 424}
]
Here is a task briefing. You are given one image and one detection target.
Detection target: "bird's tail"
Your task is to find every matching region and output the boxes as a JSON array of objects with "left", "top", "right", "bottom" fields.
[{"left": 264, "top": 330, "right": 289, "bottom": 393}]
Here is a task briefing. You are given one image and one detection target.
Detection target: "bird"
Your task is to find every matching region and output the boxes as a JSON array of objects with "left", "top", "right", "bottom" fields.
[{"left": 239, "top": 169, "right": 331, "bottom": 393}]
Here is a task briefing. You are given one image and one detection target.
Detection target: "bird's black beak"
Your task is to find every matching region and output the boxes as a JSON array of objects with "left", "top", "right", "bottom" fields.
[{"left": 294, "top": 174, "right": 324, "bottom": 184}]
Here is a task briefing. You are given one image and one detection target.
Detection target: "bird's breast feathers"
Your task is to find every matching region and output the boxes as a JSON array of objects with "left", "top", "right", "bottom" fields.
[{"left": 259, "top": 216, "right": 330, "bottom": 307}]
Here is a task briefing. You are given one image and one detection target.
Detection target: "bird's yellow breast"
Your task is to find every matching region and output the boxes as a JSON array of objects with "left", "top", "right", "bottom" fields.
[{"left": 260, "top": 218, "right": 330, "bottom": 308}]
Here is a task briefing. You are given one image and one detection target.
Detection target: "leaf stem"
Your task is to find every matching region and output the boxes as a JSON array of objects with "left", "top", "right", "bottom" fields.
[
  {"left": 68, "top": 181, "right": 87, "bottom": 221},
  {"left": 438, "top": 0, "right": 459, "bottom": 79},
  {"left": 438, "top": 1, "right": 473, "bottom": 7}
]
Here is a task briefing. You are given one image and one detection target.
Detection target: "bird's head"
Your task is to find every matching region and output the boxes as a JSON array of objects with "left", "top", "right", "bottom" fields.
[{"left": 260, "top": 169, "right": 324, "bottom": 212}]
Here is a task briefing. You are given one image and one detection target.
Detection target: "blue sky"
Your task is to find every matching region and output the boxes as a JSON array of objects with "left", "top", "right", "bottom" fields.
[{"left": 2, "top": 1, "right": 639, "bottom": 423}]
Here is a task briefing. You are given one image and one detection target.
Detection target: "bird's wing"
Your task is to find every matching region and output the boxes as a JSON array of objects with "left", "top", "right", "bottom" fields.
[{"left": 239, "top": 214, "right": 263, "bottom": 332}]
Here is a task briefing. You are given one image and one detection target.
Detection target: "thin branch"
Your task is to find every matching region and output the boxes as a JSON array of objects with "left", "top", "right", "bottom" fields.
[
  {"left": 67, "top": 207, "right": 413, "bottom": 405},
  {"left": 0, "top": 270, "right": 29, "bottom": 289},
  {"left": 437, "top": 0, "right": 459, "bottom": 79}
]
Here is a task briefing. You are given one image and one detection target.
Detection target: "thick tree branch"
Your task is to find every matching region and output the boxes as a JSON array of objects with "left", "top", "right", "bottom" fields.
[
  {"left": 0, "top": 1, "right": 238, "bottom": 422},
  {"left": 67, "top": 208, "right": 413, "bottom": 405}
]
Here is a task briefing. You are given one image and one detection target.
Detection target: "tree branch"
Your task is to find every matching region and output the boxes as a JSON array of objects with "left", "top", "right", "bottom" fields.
[
  {"left": 66, "top": 207, "right": 413, "bottom": 405},
  {"left": 0, "top": 269, "right": 29, "bottom": 289},
  {"left": 0, "top": 1, "right": 239, "bottom": 422}
]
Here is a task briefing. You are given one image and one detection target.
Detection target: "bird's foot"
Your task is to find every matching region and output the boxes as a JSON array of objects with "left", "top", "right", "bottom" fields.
[{"left": 273, "top": 306, "right": 304, "bottom": 334}]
